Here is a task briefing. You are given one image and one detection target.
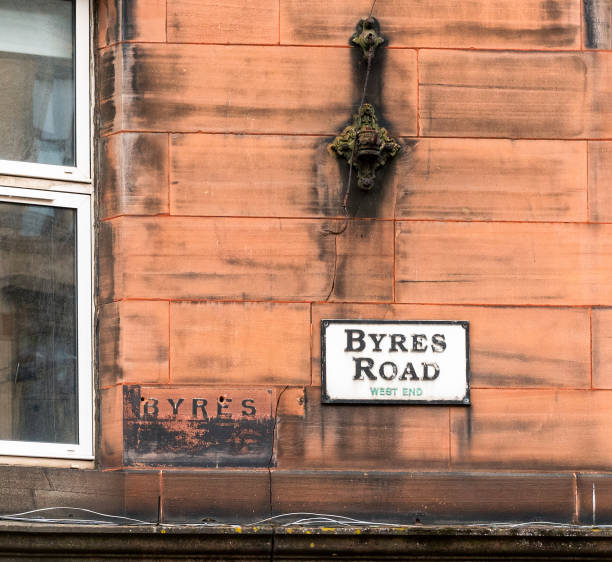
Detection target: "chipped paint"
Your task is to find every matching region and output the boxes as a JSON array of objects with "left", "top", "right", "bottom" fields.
[{"left": 122, "top": 386, "right": 275, "bottom": 467}]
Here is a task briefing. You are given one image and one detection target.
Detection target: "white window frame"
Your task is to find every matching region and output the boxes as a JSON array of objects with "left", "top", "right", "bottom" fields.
[
  {"left": 0, "top": 186, "right": 93, "bottom": 460},
  {"left": 0, "top": 0, "right": 90, "bottom": 182},
  {"left": 0, "top": 0, "right": 93, "bottom": 460}
]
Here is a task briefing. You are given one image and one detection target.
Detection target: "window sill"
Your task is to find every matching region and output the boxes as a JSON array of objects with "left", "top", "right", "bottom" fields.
[
  {"left": 0, "top": 456, "right": 94, "bottom": 469},
  {"left": 0, "top": 174, "right": 93, "bottom": 195}
]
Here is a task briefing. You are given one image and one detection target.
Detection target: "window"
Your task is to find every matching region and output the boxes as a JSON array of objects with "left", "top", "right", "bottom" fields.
[
  {"left": 0, "top": 0, "right": 92, "bottom": 460},
  {"left": 0, "top": 0, "right": 90, "bottom": 182}
]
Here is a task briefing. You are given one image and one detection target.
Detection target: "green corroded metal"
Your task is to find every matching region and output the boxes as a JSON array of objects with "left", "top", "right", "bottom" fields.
[
  {"left": 330, "top": 103, "right": 400, "bottom": 191},
  {"left": 351, "top": 17, "right": 385, "bottom": 58}
]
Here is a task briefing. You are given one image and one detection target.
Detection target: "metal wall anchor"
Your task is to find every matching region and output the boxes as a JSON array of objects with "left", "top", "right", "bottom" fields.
[
  {"left": 330, "top": 103, "right": 400, "bottom": 191},
  {"left": 351, "top": 17, "right": 385, "bottom": 58}
]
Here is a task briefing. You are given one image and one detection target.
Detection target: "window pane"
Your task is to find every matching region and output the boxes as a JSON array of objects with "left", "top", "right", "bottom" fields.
[
  {"left": 0, "top": 0, "right": 75, "bottom": 166},
  {"left": 0, "top": 201, "right": 78, "bottom": 444}
]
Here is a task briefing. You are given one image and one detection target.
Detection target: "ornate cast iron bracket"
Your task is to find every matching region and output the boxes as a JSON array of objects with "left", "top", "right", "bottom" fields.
[
  {"left": 351, "top": 17, "right": 385, "bottom": 58},
  {"left": 331, "top": 104, "right": 400, "bottom": 191},
  {"left": 330, "top": 18, "right": 400, "bottom": 192}
]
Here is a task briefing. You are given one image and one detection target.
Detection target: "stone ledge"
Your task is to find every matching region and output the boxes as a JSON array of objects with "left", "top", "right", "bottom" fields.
[{"left": 2, "top": 523, "right": 612, "bottom": 559}]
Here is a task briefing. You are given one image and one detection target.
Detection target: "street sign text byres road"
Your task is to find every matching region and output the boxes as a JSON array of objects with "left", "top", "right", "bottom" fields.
[{"left": 321, "top": 320, "right": 470, "bottom": 405}]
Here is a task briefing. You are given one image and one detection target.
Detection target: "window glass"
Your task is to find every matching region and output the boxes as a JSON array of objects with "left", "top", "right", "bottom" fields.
[
  {"left": 0, "top": 0, "right": 75, "bottom": 166},
  {"left": 0, "top": 201, "right": 78, "bottom": 444}
]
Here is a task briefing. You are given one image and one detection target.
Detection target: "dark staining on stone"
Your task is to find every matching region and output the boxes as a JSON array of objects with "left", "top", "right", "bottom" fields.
[
  {"left": 123, "top": 417, "right": 275, "bottom": 467},
  {"left": 104, "top": 306, "right": 123, "bottom": 383},
  {"left": 97, "top": 222, "right": 115, "bottom": 303},
  {"left": 100, "top": 50, "right": 117, "bottom": 101},
  {"left": 583, "top": 0, "right": 608, "bottom": 49},
  {"left": 541, "top": 0, "right": 563, "bottom": 21},
  {"left": 123, "top": 385, "right": 142, "bottom": 418},
  {"left": 124, "top": 135, "right": 167, "bottom": 213},
  {"left": 121, "top": 0, "right": 136, "bottom": 41},
  {"left": 441, "top": 22, "right": 578, "bottom": 48},
  {"left": 130, "top": 135, "right": 165, "bottom": 172},
  {"left": 156, "top": 345, "right": 168, "bottom": 363},
  {"left": 349, "top": 40, "right": 388, "bottom": 120},
  {"left": 310, "top": 137, "right": 341, "bottom": 217},
  {"left": 323, "top": 20, "right": 399, "bottom": 221},
  {"left": 142, "top": 220, "right": 161, "bottom": 235},
  {"left": 99, "top": 49, "right": 120, "bottom": 133},
  {"left": 99, "top": 100, "right": 117, "bottom": 136},
  {"left": 330, "top": 251, "right": 348, "bottom": 300},
  {"left": 98, "top": 138, "right": 119, "bottom": 218},
  {"left": 143, "top": 196, "right": 162, "bottom": 214},
  {"left": 311, "top": 133, "right": 397, "bottom": 219},
  {"left": 98, "top": 0, "right": 119, "bottom": 46}
]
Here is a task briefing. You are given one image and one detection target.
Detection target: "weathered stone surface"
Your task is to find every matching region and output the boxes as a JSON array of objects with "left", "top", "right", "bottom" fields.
[
  {"left": 451, "top": 389, "right": 612, "bottom": 470},
  {"left": 100, "top": 44, "right": 417, "bottom": 136},
  {"left": 396, "top": 222, "right": 612, "bottom": 306},
  {"left": 280, "top": 0, "right": 580, "bottom": 49},
  {"left": 312, "top": 303, "right": 590, "bottom": 388},
  {"left": 420, "top": 51, "right": 612, "bottom": 139}
]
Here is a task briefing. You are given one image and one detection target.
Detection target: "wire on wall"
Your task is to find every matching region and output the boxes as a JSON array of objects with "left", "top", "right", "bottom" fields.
[{"left": 325, "top": 0, "right": 380, "bottom": 236}]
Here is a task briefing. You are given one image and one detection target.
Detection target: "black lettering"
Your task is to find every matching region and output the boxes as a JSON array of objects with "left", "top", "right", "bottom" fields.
[
  {"left": 345, "top": 329, "right": 366, "bottom": 352},
  {"left": 167, "top": 398, "right": 184, "bottom": 415},
  {"left": 143, "top": 398, "right": 158, "bottom": 418},
  {"left": 192, "top": 398, "right": 208, "bottom": 418},
  {"left": 431, "top": 334, "right": 446, "bottom": 353},
  {"left": 411, "top": 334, "right": 428, "bottom": 352},
  {"left": 241, "top": 399, "right": 256, "bottom": 416},
  {"left": 422, "top": 362, "right": 440, "bottom": 381},
  {"left": 390, "top": 333, "right": 408, "bottom": 352},
  {"left": 368, "top": 333, "right": 387, "bottom": 352},
  {"left": 378, "top": 361, "right": 398, "bottom": 380},
  {"left": 353, "top": 357, "right": 377, "bottom": 380},
  {"left": 399, "top": 362, "right": 420, "bottom": 381},
  {"left": 217, "top": 397, "right": 232, "bottom": 418}
]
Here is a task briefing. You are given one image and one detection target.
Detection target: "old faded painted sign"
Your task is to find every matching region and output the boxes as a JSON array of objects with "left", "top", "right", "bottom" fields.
[
  {"left": 321, "top": 320, "right": 470, "bottom": 404},
  {"left": 123, "top": 386, "right": 275, "bottom": 467}
]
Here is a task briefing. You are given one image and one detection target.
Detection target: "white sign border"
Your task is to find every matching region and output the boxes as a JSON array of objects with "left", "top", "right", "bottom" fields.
[{"left": 321, "top": 319, "right": 471, "bottom": 405}]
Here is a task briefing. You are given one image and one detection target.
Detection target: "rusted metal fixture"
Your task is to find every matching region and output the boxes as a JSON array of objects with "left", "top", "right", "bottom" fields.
[
  {"left": 351, "top": 17, "right": 385, "bottom": 58},
  {"left": 330, "top": 18, "right": 400, "bottom": 193},
  {"left": 330, "top": 103, "right": 400, "bottom": 191}
]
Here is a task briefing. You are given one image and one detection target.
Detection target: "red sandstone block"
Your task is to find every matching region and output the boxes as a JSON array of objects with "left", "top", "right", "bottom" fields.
[
  {"left": 395, "top": 221, "right": 612, "bottom": 306},
  {"left": 97, "top": 0, "right": 119, "bottom": 48},
  {"left": 332, "top": 219, "right": 394, "bottom": 302},
  {"left": 451, "top": 389, "right": 612, "bottom": 470},
  {"left": 170, "top": 302, "right": 310, "bottom": 385},
  {"left": 167, "top": 0, "right": 278, "bottom": 44},
  {"left": 277, "top": 387, "right": 306, "bottom": 417},
  {"left": 100, "top": 217, "right": 393, "bottom": 302},
  {"left": 419, "top": 51, "right": 612, "bottom": 139},
  {"left": 588, "top": 142, "right": 612, "bottom": 222},
  {"left": 100, "top": 44, "right": 416, "bottom": 136},
  {"left": 162, "top": 470, "right": 270, "bottom": 523},
  {"left": 170, "top": 135, "right": 585, "bottom": 222},
  {"left": 271, "top": 471, "right": 575, "bottom": 524},
  {"left": 396, "top": 139, "right": 587, "bottom": 222},
  {"left": 280, "top": 0, "right": 580, "bottom": 49},
  {"left": 592, "top": 309, "right": 612, "bottom": 388},
  {"left": 99, "top": 301, "right": 169, "bottom": 387},
  {"left": 577, "top": 474, "right": 612, "bottom": 525},
  {"left": 0, "top": 466, "right": 159, "bottom": 521},
  {"left": 311, "top": 304, "right": 590, "bottom": 389},
  {"left": 99, "top": 133, "right": 169, "bottom": 218},
  {"left": 99, "top": 385, "right": 123, "bottom": 468},
  {"left": 124, "top": 385, "right": 275, "bottom": 468},
  {"left": 97, "top": 0, "right": 166, "bottom": 48},
  {"left": 277, "top": 387, "right": 450, "bottom": 470},
  {"left": 170, "top": 134, "right": 396, "bottom": 219}
]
